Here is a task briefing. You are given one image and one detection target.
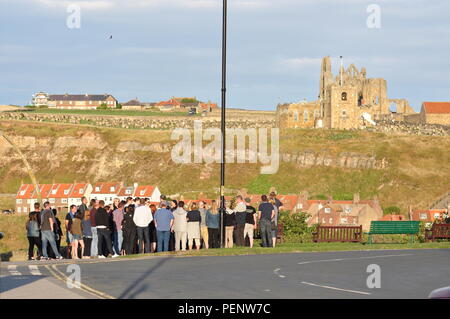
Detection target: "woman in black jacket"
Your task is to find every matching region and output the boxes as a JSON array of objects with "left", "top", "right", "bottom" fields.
[
  {"left": 122, "top": 205, "right": 137, "bottom": 255},
  {"left": 224, "top": 200, "right": 236, "bottom": 248}
]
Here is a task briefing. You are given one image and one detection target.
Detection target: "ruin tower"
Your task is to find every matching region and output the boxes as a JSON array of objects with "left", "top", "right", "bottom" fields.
[{"left": 319, "top": 56, "right": 332, "bottom": 101}]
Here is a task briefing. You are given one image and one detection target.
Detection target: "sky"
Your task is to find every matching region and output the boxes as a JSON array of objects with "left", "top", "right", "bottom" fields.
[{"left": 0, "top": 0, "right": 449, "bottom": 111}]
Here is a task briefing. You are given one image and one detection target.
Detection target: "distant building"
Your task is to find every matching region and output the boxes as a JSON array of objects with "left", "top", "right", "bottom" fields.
[
  {"left": 411, "top": 209, "right": 448, "bottom": 223},
  {"left": 90, "top": 182, "right": 123, "bottom": 205},
  {"left": 68, "top": 182, "right": 93, "bottom": 208},
  {"left": 122, "top": 99, "right": 143, "bottom": 110},
  {"left": 419, "top": 102, "right": 450, "bottom": 126},
  {"left": 117, "top": 184, "right": 138, "bottom": 202},
  {"left": 133, "top": 185, "right": 161, "bottom": 203},
  {"left": 32, "top": 93, "right": 117, "bottom": 109}
]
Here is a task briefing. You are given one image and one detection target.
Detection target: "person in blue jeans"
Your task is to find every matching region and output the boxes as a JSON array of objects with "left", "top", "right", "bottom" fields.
[
  {"left": 40, "top": 202, "right": 63, "bottom": 260},
  {"left": 154, "top": 202, "right": 174, "bottom": 252}
]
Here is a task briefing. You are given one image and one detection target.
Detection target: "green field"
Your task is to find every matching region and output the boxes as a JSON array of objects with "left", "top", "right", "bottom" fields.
[{"left": 25, "top": 108, "right": 197, "bottom": 117}]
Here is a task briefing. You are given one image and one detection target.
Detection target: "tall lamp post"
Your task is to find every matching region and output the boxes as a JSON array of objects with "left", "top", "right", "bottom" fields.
[
  {"left": 219, "top": 0, "right": 228, "bottom": 248},
  {"left": 0, "top": 130, "right": 42, "bottom": 203}
]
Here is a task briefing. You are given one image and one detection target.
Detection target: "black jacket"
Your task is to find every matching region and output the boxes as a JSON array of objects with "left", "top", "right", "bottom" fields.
[{"left": 95, "top": 207, "right": 110, "bottom": 228}]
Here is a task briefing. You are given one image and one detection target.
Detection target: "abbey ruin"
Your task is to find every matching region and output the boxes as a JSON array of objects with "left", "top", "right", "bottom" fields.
[{"left": 277, "top": 56, "right": 416, "bottom": 130}]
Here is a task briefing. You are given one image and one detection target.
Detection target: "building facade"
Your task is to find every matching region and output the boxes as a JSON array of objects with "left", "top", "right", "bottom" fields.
[
  {"left": 31, "top": 93, "right": 117, "bottom": 109},
  {"left": 419, "top": 102, "right": 450, "bottom": 126}
]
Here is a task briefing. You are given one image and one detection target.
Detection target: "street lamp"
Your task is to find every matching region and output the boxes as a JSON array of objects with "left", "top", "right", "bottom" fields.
[
  {"left": 0, "top": 130, "right": 42, "bottom": 203},
  {"left": 219, "top": 0, "right": 228, "bottom": 248}
]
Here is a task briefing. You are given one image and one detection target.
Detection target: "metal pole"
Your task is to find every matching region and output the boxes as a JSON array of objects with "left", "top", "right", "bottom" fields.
[{"left": 219, "top": 0, "right": 227, "bottom": 248}]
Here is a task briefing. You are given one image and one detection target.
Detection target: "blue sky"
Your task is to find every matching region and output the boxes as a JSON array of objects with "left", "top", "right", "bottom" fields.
[{"left": 1, "top": 0, "right": 449, "bottom": 111}]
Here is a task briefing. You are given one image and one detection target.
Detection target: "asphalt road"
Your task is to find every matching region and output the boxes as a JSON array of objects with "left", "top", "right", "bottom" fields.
[{"left": 2, "top": 249, "right": 449, "bottom": 299}]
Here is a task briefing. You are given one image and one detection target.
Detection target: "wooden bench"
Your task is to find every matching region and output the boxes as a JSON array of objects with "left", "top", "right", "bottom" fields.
[
  {"left": 425, "top": 223, "right": 450, "bottom": 242},
  {"left": 312, "top": 225, "right": 362, "bottom": 243},
  {"left": 366, "top": 221, "right": 420, "bottom": 244}
]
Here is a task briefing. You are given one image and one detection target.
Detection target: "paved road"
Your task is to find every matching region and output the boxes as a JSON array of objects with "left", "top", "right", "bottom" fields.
[{"left": 1, "top": 249, "right": 449, "bottom": 299}]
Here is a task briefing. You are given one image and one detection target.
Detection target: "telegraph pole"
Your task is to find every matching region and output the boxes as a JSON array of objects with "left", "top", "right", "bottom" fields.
[{"left": 219, "top": 0, "right": 228, "bottom": 248}]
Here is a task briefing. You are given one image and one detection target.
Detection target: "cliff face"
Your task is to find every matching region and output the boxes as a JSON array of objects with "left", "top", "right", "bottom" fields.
[{"left": 1, "top": 120, "right": 449, "bottom": 212}]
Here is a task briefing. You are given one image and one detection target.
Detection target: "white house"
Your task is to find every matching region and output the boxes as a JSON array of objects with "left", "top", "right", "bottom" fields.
[
  {"left": 68, "top": 182, "right": 93, "bottom": 208},
  {"left": 90, "top": 182, "right": 123, "bottom": 206}
]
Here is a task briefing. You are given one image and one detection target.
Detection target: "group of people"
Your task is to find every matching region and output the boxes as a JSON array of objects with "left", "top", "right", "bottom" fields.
[{"left": 25, "top": 192, "right": 283, "bottom": 260}]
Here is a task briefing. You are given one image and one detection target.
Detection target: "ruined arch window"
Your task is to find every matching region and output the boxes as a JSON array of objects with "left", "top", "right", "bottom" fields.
[
  {"left": 303, "top": 110, "right": 308, "bottom": 122},
  {"left": 341, "top": 110, "right": 347, "bottom": 118},
  {"left": 341, "top": 92, "right": 347, "bottom": 101},
  {"left": 293, "top": 111, "right": 298, "bottom": 122},
  {"left": 358, "top": 94, "right": 363, "bottom": 106}
]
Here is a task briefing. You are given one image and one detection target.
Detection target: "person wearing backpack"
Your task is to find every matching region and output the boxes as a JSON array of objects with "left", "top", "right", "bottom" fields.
[{"left": 26, "top": 203, "right": 42, "bottom": 260}]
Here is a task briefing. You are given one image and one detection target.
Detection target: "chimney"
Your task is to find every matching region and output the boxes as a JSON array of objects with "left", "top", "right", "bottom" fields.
[{"left": 353, "top": 193, "right": 360, "bottom": 204}]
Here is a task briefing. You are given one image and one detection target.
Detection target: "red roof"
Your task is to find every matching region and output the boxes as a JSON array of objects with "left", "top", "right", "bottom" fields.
[
  {"left": 134, "top": 185, "right": 156, "bottom": 197},
  {"left": 117, "top": 186, "right": 135, "bottom": 197},
  {"left": 49, "top": 183, "right": 73, "bottom": 198},
  {"left": 69, "top": 183, "right": 89, "bottom": 198},
  {"left": 92, "top": 182, "right": 122, "bottom": 194},
  {"left": 422, "top": 102, "right": 450, "bottom": 114},
  {"left": 16, "top": 184, "right": 35, "bottom": 199}
]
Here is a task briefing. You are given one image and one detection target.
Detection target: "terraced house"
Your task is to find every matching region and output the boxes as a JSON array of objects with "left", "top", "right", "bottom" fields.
[{"left": 31, "top": 92, "right": 117, "bottom": 109}]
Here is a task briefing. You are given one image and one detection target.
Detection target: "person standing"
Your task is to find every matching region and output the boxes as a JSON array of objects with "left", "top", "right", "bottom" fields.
[
  {"left": 64, "top": 205, "right": 77, "bottom": 258},
  {"left": 244, "top": 198, "right": 257, "bottom": 248},
  {"left": 26, "top": 203, "right": 42, "bottom": 260},
  {"left": 122, "top": 204, "right": 137, "bottom": 255},
  {"left": 224, "top": 201, "right": 236, "bottom": 248},
  {"left": 234, "top": 195, "right": 247, "bottom": 247},
  {"left": 199, "top": 201, "right": 209, "bottom": 249},
  {"left": 206, "top": 200, "right": 220, "bottom": 249},
  {"left": 149, "top": 204, "right": 157, "bottom": 253},
  {"left": 95, "top": 200, "right": 117, "bottom": 258},
  {"left": 133, "top": 199, "right": 153, "bottom": 254},
  {"left": 258, "top": 195, "right": 274, "bottom": 248},
  {"left": 81, "top": 209, "right": 92, "bottom": 259},
  {"left": 89, "top": 200, "right": 99, "bottom": 258},
  {"left": 112, "top": 202, "right": 125, "bottom": 256},
  {"left": 40, "top": 202, "right": 63, "bottom": 260},
  {"left": 270, "top": 199, "right": 279, "bottom": 248},
  {"left": 79, "top": 196, "right": 89, "bottom": 218},
  {"left": 70, "top": 211, "right": 84, "bottom": 259},
  {"left": 173, "top": 201, "right": 188, "bottom": 251},
  {"left": 154, "top": 202, "right": 174, "bottom": 252},
  {"left": 51, "top": 209, "right": 63, "bottom": 259},
  {"left": 187, "top": 202, "right": 201, "bottom": 250}
]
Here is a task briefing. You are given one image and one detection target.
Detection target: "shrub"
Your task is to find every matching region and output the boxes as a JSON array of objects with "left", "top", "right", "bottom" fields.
[
  {"left": 279, "top": 211, "right": 314, "bottom": 243},
  {"left": 383, "top": 206, "right": 401, "bottom": 215},
  {"left": 97, "top": 103, "right": 108, "bottom": 110}
]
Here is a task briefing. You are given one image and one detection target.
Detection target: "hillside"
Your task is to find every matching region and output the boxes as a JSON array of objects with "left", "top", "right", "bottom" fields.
[{"left": 0, "top": 120, "right": 449, "bottom": 213}]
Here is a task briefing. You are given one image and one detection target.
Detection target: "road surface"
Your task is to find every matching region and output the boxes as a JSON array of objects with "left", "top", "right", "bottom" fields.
[{"left": 1, "top": 249, "right": 449, "bottom": 299}]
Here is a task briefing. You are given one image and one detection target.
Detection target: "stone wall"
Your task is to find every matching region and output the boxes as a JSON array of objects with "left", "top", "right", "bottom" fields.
[
  {"left": 0, "top": 112, "right": 275, "bottom": 130},
  {"left": 370, "top": 120, "right": 450, "bottom": 136}
]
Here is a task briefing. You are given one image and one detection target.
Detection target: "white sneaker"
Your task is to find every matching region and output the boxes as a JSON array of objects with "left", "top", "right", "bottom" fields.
[
  {"left": 98, "top": 255, "right": 106, "bottom": 259},
  {"left": 112, "top": 254, "right": 119, "bottom": 258}
]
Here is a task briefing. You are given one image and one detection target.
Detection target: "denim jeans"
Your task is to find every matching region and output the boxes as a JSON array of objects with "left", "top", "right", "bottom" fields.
[
  {"left": 137, "top": 226, "right": 150, "bottom": 253},
  {"left": 90, "top": 227, "right": 98, "bottom": 257},
  {"left": 157, "top": 230, "right": 171, "bottom": 252},
  {"left": 113, "top": 230, "right": 123, "bottom": 255},
  {"left": 259, "top": 219, "right": 273, "bottom": 248},
  {"left": 41, "top": 230, "right": 61, "bottom": 258}
]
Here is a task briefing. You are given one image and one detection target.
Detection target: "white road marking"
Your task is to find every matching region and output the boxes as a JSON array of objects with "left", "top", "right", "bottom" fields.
[
  {"left": 264, "top": 289, "right": 271, "bottom": 292},
  {"left": 297, "top": 253, "right": 413, "bottom": 265},
  {"left": 29, "top": 265, "right": 42, "bottom": 276},
  {"left": 301, "top": 281, "right": 371, "bottom": 295},
  {"left": 273, "top": 268, "right": 286, "bottom": 278},
  {"left": 7, "top": 265, "right": 21, "bottom": 276}
]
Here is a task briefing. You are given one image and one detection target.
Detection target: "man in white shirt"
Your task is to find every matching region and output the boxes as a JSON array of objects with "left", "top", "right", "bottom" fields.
[{"left": 133, "top": 198, "right": 153, "bottom": 253}]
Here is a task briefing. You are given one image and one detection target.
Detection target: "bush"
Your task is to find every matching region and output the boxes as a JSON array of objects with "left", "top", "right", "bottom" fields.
[
  {"left": 383, "top": 206, "right": 401, "bottom": 215},
  {"left": 97, "top": 103, "right": 108, "bottom": 110},
  {"left": 278, "top": 211, "right": 314, "bottom": 243},
  {"left": 116, "top": 104, "right": 122, "bottom": 109}
]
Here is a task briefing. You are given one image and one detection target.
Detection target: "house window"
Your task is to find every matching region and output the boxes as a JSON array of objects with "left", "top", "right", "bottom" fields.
[
  {"left": 341, "top": 217, "right": 348, "bottom": 224},
  {"left": 420, "top": 213, "right": 427, "bottom": 220},
  {"left": 20, "top": 190, "right": 25, "bottom": 195},
  {"left": 95, "top": 187, "right": 100, "bottom": 192},
  {"left": 293, "top": 111, "right": 298, "bottom": 122},
  {"left": 52, "top": 189, "right": 57, "bottom": 195},
  {"left": 50, "top": 198, "right": 55, "bottom": 203},
  {"left": 125, "top": 189, "right": 131, "bottom": 195},
  {"left": 27, "top": 199, "right": 31, "bottom": 204},
  {"left": 64, "top": 190, "right": 69, "bottom": 195},
  {"left": 341, "top": 92, "right": 347, "bottom": 101},
  {"left": 23, "top": 207, "right": 28, "bottom": 213},
  {"left": 79, "top": 189, "right": 84, "bottom": 194},
  {"left": 329, "top": 218, "right": 333, "bottom": 224},
  {"left": 434, "top": 213, "right": 440, "bottom": 219},
  {"left": 297, "top": 203, "right": 303, "bottom": 209},
  {"left": 324, "top": 208, "right": 331, "bottom": 213},
  {"left": 110, "top": 187, "right": 115, "bottom": 192},
  {"left": 62, "top": 198, "right": 68, "bottom": 204},
  {"left": 17, "top": 207, "right": 22, "bottom": 213},
  {"left": 303, "top": 110, "right": 308, "bottom": 122},
  {"left": 17, "top": 199, "right": 22, "bottom": 204},
  {"left": 342, "top": 110, "right": 347, "bottom": 117},
  {"left": 140, "top": 190, "right": 145, "bottom": 196}
]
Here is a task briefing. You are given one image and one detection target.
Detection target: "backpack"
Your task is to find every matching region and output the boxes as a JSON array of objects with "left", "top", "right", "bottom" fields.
[{"left": 27, "top": 220, "right": 40, "bottom": 237}]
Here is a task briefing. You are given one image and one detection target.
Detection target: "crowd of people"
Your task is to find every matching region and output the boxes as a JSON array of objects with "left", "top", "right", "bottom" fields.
[{"left": 25, "top": 192, "right": 283, "bottom": 260}]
